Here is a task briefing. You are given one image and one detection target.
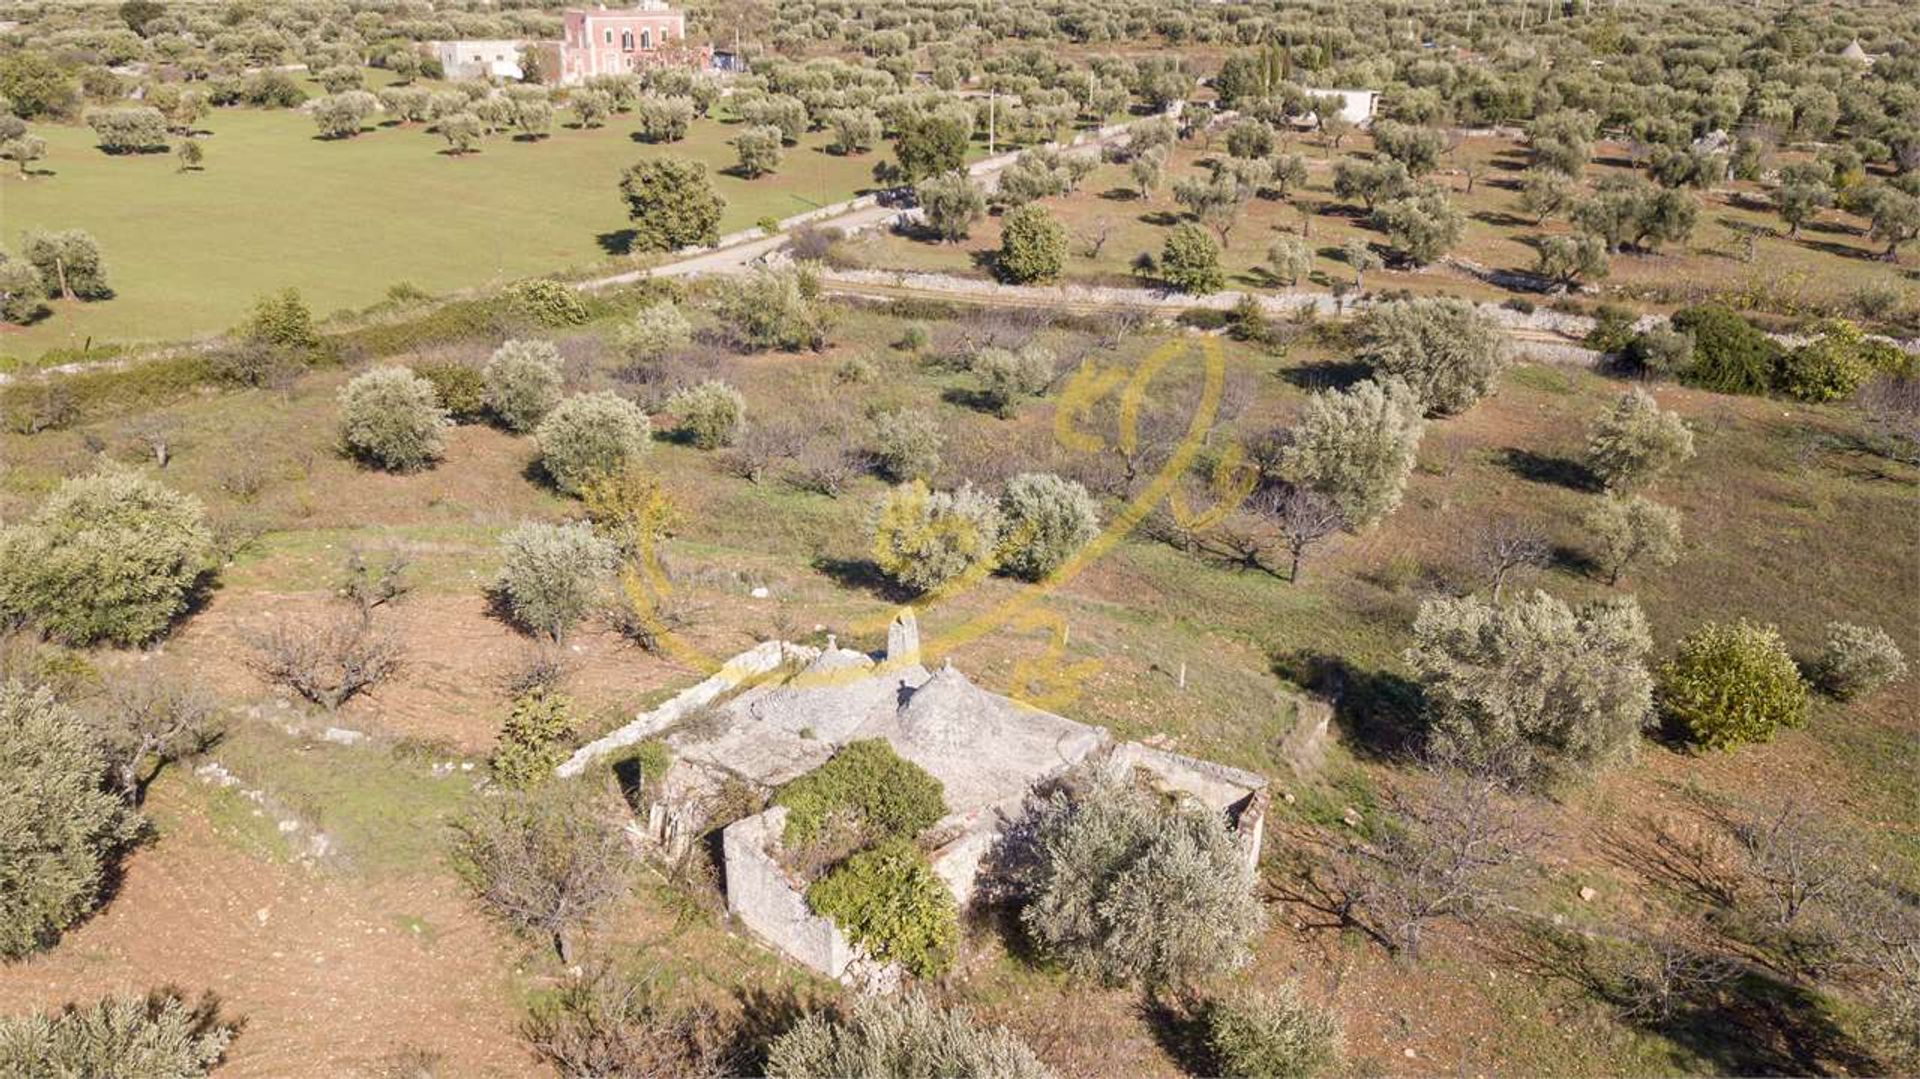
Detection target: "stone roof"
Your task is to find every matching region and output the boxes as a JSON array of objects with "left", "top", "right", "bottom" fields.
[
  {"left": 897, "top": 662, "right": 1001, "bottom": 752},
  {"left": 1841, "top": 39, "right": 1870, "bottom": 63}
]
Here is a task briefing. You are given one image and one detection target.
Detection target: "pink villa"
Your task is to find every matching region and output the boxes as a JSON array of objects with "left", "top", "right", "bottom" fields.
[{"left": 559, "top": 3, "right": 708, "bottom": 84}]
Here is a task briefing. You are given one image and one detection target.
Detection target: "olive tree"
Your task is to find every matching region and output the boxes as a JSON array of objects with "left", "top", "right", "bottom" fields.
[
  {"left": 664, "top": 379, "right": 745, "bottom": 449},
  {"left": 536, "top": 393, "right": 653, "bottom": 497},
  {"left": 0, "top": 470, "right": 213, "bottom": 646},
  {"left": 1268, "top": 234, "right": 1312, "bottom": 286},
  {"left": 767, "top": 994, "right": 1052, "bottom": 1079},
  {"left": 1278, "top": 379, "right": 1425, "bottom": 530},
  {"left": 732, "top": 123, "right": 783, "bottom": 178},
  {"left": 311, "top": 91, "right": 377, "bottom": 138},
  {"left": 915, "top": 170, "right": 987, "bottom": 242},
  {"left": 713, "top": 265, "right": 827, "bottom": 352},
  {"left": 338, "top": 366, "right": 451, "bottom": 471},
  {"left": 1815, "top": 622, "right": 1907, "bottom": 701},
  {"left": 483, "top": 339, "right": 564, "bottom": 433},
  {"left": 1007, "top": 773, "right": 1263, "bottom": 986},
  {"left": 615, "top": 300, "right": 691, "bottom": 366},
  {"left": 494, "top": 521, "right": 617, "bottom": 642},
  {"left": 871, "top": 481, "right": 1002, "bottom": 594},
  {"left": 1202, "top": 986, "right": 1344, "bottom": 1079},
  {"left": 0, "top": 990, "right": 236, "bottom": 1076},
  {"left": 0, "top": 682, "right": 144, "bottom": 959},
  {"left": 1355, "top": 298, "right": 1510, "bottom": 416},
  {"left": 972, "top": 344, "right": 1056, "bottom": 416},
  {"left": 1585, "top": 388, "right": 1694, "bottom": 490},
  {"left": 996, "top": 472, "right": 1099, "bottom": 581},
  {"left": 1584, "top": 494, "right": 1681, "bottom": 585},
  {"left": 1375, "top": 188, "right": 1465, "bottom": 266},
  {"left": 21, "top": 229, "right": 109, "bottom": 301},
  {"left": 1536, "top": 234, "right": 1611, "bottom": 288},
  {"left": 1407, "top": 591, "right": 1655, "bottom": 780},
  {"left": 85, "top": 105, "right": 167, "bottom": 152},
  {"left": 867, "top": 408, "right": 943, "bottom": 482},
  {"left": 633, "top": 94, "right": 694, "bottom": 143}
]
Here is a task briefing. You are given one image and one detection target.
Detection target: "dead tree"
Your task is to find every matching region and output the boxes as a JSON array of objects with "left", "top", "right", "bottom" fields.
[
  {"left": 1253, "top": 485, "right": 1345, "bottom": 582},
  {"left": 335, "top": 546, "right": 413, "bottom": 617},
  {"left": 249, "top": 611, "right": 403, "bottom": 711},
  {"left": 1611, "top": 932, "right": 1739, "bottom": 1025},
  {"left": 1470, "top": 517, "right": 1552, "bottom": 603},
  {"left": 91, "top": 670, "right": 222, "bottom": 805},
  {"left": 452, "top": 786, "right": 632, "bottom": 964},
  {"left": 1732, "top": 802, "right": 1851, "bottom": 929}
]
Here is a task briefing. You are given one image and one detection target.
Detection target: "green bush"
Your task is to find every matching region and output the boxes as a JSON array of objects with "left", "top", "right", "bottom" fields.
[
  {"left": 773, "top": 738, "right": 946, "bottom": 849},
  {"left": 0, "top": 470, "right": 213, "bottom": 646},
  {"left": 1775, "top": 319, "right": 1875, "bottom": 403},
  {"left": 483, "top": 339, "right": 565, "bottom": 433},
  {"left": 1585, "top": 387, "right": 1695, "bottom": 490},
  {"left": 1356, "top": 297, "right": 1510, "bottom": 416},
  {"left": 1815, "top": 622, "right": 1908, "bottom": 701},
  {"left": 1162, "top": 223, "right": 1225, "bottom": 294},
  {"left": 766, "top": 994, "right": 1052, "bottom": 1079},
  {"left": 997, "top": 204, "right": 1069, "bottom": 284},
  {"left": 491, "top": 689, "right": 577, "bottom": 789},
  {"left": 807, "top": 837, "right": 958, "bottom": 977},
  {"left": 536, "top": 392, "right": 653, "bottom": 496},
  {"left": 1203, "top": 986, "right": 1344, "bottom": 1079},
  {"left": 1583, "top": 303, "right": 1639, "bottom": 354},
  {"left": 1670, "top": 304, "right": 1780, "bottom": 396},
  {"left": 714, "top": 265, "right": 827, "bottom": 352},
  {"left": 870, "top": 481, "right": 1003, "bottom": 593},
  {"left": 493, "top": 521, "right": 617, "bottom": 642},
  {"left": 665, "top": 379, "right": 745, "bottom": 449},
  {"left": 1623, "top": 325, "right": 1694, "bottom": 378},
  {"left": 615, "top": 300, "right": 692, "bottom": 365},
  {"left": 1660, "top": 620, "right": 1809, "bottom": 751},
  {"left": 0, "top": 989, "right": 236, "bottom": 1076},
  {"left": 338, "top": 366, "right": 450, "bottom": 471},
  {"left": 240, "top": 287, "right": 323, "bottom": 353},
  {"left": 0, "top": 682, "right": 145, "bottom": 959},
  {"left": 508, "top": 279, "right": 590, "bottom": 328},
  {"left": 411, "top": 360, "right": 487, "bottom": 423},
  {"left": 971, "top": 344, "right": 1055, "bottom": 417},
  {"left": 997, "top": 472, "right": 1099, "bottom": 581}
]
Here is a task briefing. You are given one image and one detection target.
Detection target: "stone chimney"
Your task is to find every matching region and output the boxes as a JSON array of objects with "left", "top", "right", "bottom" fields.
[{"left": 885, "top": 608, "right": 920, "bottom": 667}]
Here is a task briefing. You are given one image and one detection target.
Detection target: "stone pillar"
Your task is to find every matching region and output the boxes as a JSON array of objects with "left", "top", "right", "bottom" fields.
[{"left": 885, "top": 608, "right": 920, "bottom": 667}]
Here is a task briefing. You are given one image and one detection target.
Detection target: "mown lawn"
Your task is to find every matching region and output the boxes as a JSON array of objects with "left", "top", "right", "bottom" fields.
[{"left": 0, "top": 101, "right": 880, "bottom": 357}]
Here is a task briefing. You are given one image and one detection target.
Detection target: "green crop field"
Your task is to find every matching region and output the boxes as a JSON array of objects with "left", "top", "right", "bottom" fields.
[{"left": 0, "top": 103, "right": 878, "bottom": 358}]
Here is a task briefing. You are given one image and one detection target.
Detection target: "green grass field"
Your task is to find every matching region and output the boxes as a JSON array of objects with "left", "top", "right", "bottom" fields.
[{"left": 0, "top": 104, "right": 877, "bottom": 357}]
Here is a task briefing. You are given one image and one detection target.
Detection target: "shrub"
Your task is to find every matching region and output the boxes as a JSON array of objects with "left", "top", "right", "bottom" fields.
[
  {"left": 868, "top": 408, "right": 943, "bottom": 481},
  {"left": 0, "top": 470, "right": 213, "bottom": 646},
  {"left": 525, "top": 964, "right": 729, "bottom": 1079},
  {"left": 0, "top": 989, "right": 236, "bottom": 1076},
  {"left": 0, "top": 682, "right": 144, "bottom": 959},
  {"left": 773, "top": 739, "right": 946, "bottom": 850},
  {"left": 766, "top": 994, "right": 1052, "bottom": 1079},
  {"left": 1407, "top": 591, "right": 1654, "bottom": 780},
  {"left": 1011, "top": 774, "right": 1262, "bottom": 986},
  {"left": 339, "top": 366, "right": 451, "bottom": 471},
  {"left": 1776, "top": 320, "right": 1876, "bottom": 403},
  {"left": 1356, "top": 298, "right": 1510, "bottom": 415},
  {"left": 508, "top": 279, "right": 590, "bottom": 328},
  {"left": 240, "top": 287, "right": 322, "bottom": 353},
  {"left": 0, "top": 257, "right": 48, "bottom": 324},
  {"left": 1670, "top": 304, "right": 1780, "bottom": 396},
  {"left": 493, "top": 521, "right": 617, "bottom": 641},
  {"left": 665, "top": 379, "right": 745, "bottom": 449},
  {"left": 491, "top": 689, "right": 577, "bottom": 789},
  {"left": 537, "top": 392, "right": 653, "bottom": 496},
  {"left": 971, "top": 344, "right": 1055, "bottom": 416},
  {"left": 997, "top": 204, "right": 1069, "bottom": 284},
  {"left": 807, "top": 838, "right": 958, "bottom": 977},
  {"left": 1815, "top": 622, "right": 1908, "bottom": 701},
  {"left": 1660, "top": 621, "right": 1809, "bottom": 750},
  {"left": 1279, "top": 378, "right": 1425, "bottom": 530},
  {"left": 1584, "top": 302, "right": 1639, "bottom": 354},
  {"left": 870, "top": 481, "right": 1003, "bottom": 594},
  {"left": 615, "top": 300, "right": 691, "bottom": 365},
  {"left": 1585, "top": 388, "right": 1694, "bottom": 490},
  {"left": 997, "top": 473, "right": 1099, "bottom": 581},
  {"left": 86, "top": 105, "right": 167, "bottom": 152},
  {"left": 714, "top": 265, "right": 827, "bottom": 352},
  {"left": 412, "top": 360, "right": 486, "bottom": 422},
  {"left": 1203, "top": 986, "right": 1344, "bottom": 1079},
  {"left": 1584, "top": 494, "right": 1681, "bottom": 585},
  {"left": 1161, "top": 223, "right": 1225, "bottom": 294},
  {"left": 483, "top": 339, "right": 565, "bottom": 433}
]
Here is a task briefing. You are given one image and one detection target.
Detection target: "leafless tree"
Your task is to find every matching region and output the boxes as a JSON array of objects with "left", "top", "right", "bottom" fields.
[
  {"left": 525, "top": 962, "right": 733, "bottom": 1079},
  {"left": 1610, "top": 931, "right": 1740, "bottom": 1025},
  {"left": 1079, "top": 216, "right": 1114, "bottom": 259},
  {"left": 452, "top": 786, "right": 632, "bottom": 964},
  {"left": 1846, "top": 879, "right": 1920, "bottom": 1069},
  {"left": 722, "top": 421, "right": 805, "bottom": 484},
  {"left": 1470, "top": 517, "right": 1552, "bottom": 602},
  {"left": 120, "top": 414, "right": 183, "bottom": 469},
  {"left": 1253, "top": 485, "right": 1346, "bottom": 582},
  {"left": 790, "top": 443, "right": 859, "bottom": 498},
  {"left": 1858, "top": 374, "right": 1920, "bottom": 464},
  {"left": 1330, "top": 750, "right": 1545, "bottom": 960},
  {"left": 249, "top": 611, "right": 404, "bottom": 711},
  {"left": 90, "top": 670, "right": 223, "bottom": 805},
  {"left": 1731, "top": 802, "right": 1852, "bottom": 929}
]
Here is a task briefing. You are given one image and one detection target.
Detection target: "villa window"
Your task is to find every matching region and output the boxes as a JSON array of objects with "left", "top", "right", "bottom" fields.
[
  {"left": 604, "top": 29, "right": 613, "bottom": 44},
  {"left": 641, "top": 30, "right": 652, "bottom": 49}
]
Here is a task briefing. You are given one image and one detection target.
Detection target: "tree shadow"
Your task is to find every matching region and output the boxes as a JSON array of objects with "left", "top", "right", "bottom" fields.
[
  {"left": 1799, "top": 237, "right": 1879, "bottom": 262},
  {"left": 1138, "top": 210, "right": 1184, "bottom": 227},
  {"left": 1137, "top": 992, "right": 1215, "bottom": 1076},
  {"left": 1549, "top": 543, "right": 1601, "bottom": 582},
  {"left": 1278, "top": 358, "right": 1371, "bottom": 392},
  {"left": 1270, "top": 649, "right": 1425, "bottom": 761},
  {"left": 596, "top": 229, "right": 637, "bottom": 256},
  {"left": 1099, "top": 186, "right": 1141, "bottom": 201},
  {"left": 1472, "top": 209, "right": 1534, "bottom": 229},
  {"left": 724, "top": 983, "right": 815, "bottom": 1074},
  {"left": 810, "top": 555, "right": 917, "bottom": 603},
  {"left": 1498, "top": 447, "right": 1596, "bottom": 491}
]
